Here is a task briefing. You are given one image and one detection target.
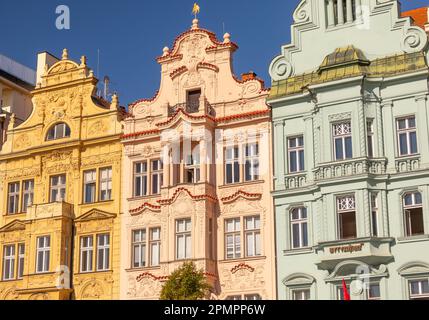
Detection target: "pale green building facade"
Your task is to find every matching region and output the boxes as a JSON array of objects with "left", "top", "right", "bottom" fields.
[{"left": 269, "top": 0, "right": 429, "bottom": 300}]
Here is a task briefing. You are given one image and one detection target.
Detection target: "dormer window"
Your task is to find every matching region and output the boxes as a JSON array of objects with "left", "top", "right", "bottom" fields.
[{"left": 46, "top": 123, "right": 71, "bottom": 141}]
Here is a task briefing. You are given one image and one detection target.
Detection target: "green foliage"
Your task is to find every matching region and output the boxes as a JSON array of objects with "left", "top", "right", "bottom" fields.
[{"left": 160, "top": 262, "right": 211, "bottom": 300}]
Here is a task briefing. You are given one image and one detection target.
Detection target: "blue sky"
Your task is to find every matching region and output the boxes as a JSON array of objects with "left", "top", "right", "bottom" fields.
[{"left": 0, "top": 0, "right": 426, "bottom": 105}]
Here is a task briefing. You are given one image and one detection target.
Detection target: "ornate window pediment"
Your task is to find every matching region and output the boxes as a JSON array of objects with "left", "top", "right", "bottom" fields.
[
  {"left": 398, "top": 262, "right": 429, "bottom": 276},
  {"left": 75, "top": 209, "right": 117, "bottom": 222}
]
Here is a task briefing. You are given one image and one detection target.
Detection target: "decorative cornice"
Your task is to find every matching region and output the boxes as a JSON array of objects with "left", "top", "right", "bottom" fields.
[
  {"left": 128, "top": 90, "right": 160, "bottom": 109},
  {"left": 231, "top": 263, "right": 255, "bottom": 274},
  {"left": 216, "top": 109, "right": 270, "bottom": 124},
  {"left": 155, "top": 108, "right": 215, "bottom": 128},
  {"left": 136, "top": 272, "right": 169, "bottom": 282},
  {"left": 170, "top": 66, "right": 188, "bottom": 80},
  {"left": 130, "top": 202, "right": 162, "bottom": 215},
  {"left": 121, "top": 129, "right": 160, "bottom": 140},
  {"left": 220, "top": 190, "right": 262, "bottom": 203},
  {"left": 158, "top": 187, "right": 218, "bottom": 205}
]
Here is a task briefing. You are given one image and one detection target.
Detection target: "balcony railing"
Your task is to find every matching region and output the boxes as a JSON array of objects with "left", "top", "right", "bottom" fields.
[
  {"left": 168, "top": 100, "right": 215, "bottom": 117},
  {"left": 314, "top": 158, "right": 387, "bottom": 181},
  {"left": 395, "top": 155, "right": 421, "bottom": 173}
]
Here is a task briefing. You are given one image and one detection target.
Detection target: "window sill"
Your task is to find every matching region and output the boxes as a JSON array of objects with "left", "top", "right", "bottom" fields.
[
  {"left": 219, "top": 256, "right": 266, "bottom": 263},
  {"left": 396, "top": 154, "right": 420, "bottom": 160},
  {"left": 75, "top": 270, "right": 113, "bottom": 275},
  {"left": 283, "top": 247, "right": 314, "bottom": 256},
  {"left": 3, "top": 212, "right": 26, "bottom": 217},
  {"left": 219, "top": 180, "right": 265, "bottom": 189},
  {"left": 128, "top": 194, "right": 161, "bottom": 201},
  {"left": 397, "top": 234, "right": 429, "bottom": 244},
  {"left": 80, "top": 200, "right": 114, "bottom": 206},
  {"left": 125, "top": 266, "right": 161, "bottom": 272}
]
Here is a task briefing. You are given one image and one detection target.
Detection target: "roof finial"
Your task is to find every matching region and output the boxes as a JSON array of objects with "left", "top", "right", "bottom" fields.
[
  {"left": 223, "top": 32, "right": 231, "bottom": 44},
  {"left": 163, "top": 47, "right": 170, "bottom": 56},
  {"left": 80, "top": 55, "right": 87, "bottom": 66},
  {"left": 62, "top": 48, "right": 69, "bottom": 60},
  {"left": 192, "top": 18, "right": 199, "bottom": 30},
  {"left": 192, "top": 3, "right": 200, "bottom": 29}
]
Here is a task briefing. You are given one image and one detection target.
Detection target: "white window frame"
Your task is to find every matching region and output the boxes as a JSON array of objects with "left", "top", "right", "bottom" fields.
[
  {"left": 290, "top": 207, "right": 309, "bottom": 249},
  {"left": 292, "top": 288, "right": 311, "bottom": 300},
  {"left": 185, "top": 151, "right": 200, "bottom": 184},
  {"left": 245, "top": 216, "right": 261, "bottom": 257},
  {"left": 245, "top": 143, "right": 259, "bottom": 181},
  {"left": 149, "top": 228, "right": 161, "bottom": 267},
  {"left": 7, "top": 182, "right": 20, "bottom": 214},
  {"left": 225, "top": 218, "right": 241, "bottom": 260},
  {"left": 99, "top": 167, "right": 113, "bottom": 201},
  {"left": 225, "top": 146, "right": 240, "bottom": 184},
  {"left": 80, "top": 235, "right": 93, "bottom": 273},
  {"left": 409, "top": 278, "right": 429, "bottom": 300},
  {"left": 336, "top": 195, "right": 357, "bottom": 240},
  {"left": 50, "top": 174, "right": 66, "bottom": 203},
  {"left": 22, "top": 179, "right": 34, "bottom": 213},
  {"left": 46, "top": 123, "right": 71, "bottom": 141},
  {"left": 83, "top": 170, "right": 97, "bottom": 204},
  {"left": 36, "top": 236, "right": 50, "bottom": 274},
  {"left": 333, "top": 122, "right": 353, "bottom": 161},
  {"left": 151, "top": 160, "right": 163, "bottom": 195},
  {"left": 132, "top": 229, "right": 146, "bottom": 268},
  {"left": 403, "top": 192, "right": 424, "bottom": 237},
  {"left": 134, "top": 162, "right": 148, "bottom": 197},
  {"left": 176, "top": 219, "right": 192, "bottom": 260},
  {"left": 370, "top": 193, "right": 379, "bottom": 237},
  {"left": 397, "top": 116, "right": 418, "bottom": 157},
  {"left": 366, "top": 282, "right": 381, "bottom": 300},
  {"left": 288, "top": 136, "right": 305, "bottom": 173},
  {"left": 2, "top": 245, "right": 15, "bottom": 280},
  {"left": 96, "top": 234, "right": 110, "bottom": 271},
  {"left": 367, "top": 120, "right": 374, "bottom": 158}
]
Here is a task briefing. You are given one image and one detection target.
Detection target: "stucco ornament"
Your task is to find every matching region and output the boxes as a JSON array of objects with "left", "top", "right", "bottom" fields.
[
  {"left": 269, "top": 55, "right": 293, "bottom": 81},
  {"left": 293, "top": 0, "right": 312, "bottom": 23},
  {"left": 401, "top": 26, "right": 428, "bottom": 53}
]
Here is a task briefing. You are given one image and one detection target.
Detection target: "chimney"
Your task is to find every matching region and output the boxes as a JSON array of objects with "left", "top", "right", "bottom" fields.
[
  {"left": 36, "top": 52, "right": 59, "bottom": 86},
  {"left": 241, "top": 71, "right": 257, "bottom": 82}
]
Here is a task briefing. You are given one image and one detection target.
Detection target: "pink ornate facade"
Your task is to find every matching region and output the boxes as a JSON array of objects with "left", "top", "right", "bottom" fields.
[{"left": 120, "top": 19, "right": 275, "bottom": 300}]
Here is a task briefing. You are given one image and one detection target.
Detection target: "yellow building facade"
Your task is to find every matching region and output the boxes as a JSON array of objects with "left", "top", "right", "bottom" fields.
[{"left": 0, "top": 50, "right": 123, "bottom": 300}]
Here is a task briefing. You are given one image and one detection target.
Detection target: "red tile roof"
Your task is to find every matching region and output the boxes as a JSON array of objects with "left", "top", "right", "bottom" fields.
[{"left": 402, "top": 7, "right": 428, "bottom": 31}]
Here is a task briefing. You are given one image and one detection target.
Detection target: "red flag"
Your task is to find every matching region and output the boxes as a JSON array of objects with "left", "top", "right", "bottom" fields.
[{"left": 342, "top": 279, "right": 351, "bottom": 301}]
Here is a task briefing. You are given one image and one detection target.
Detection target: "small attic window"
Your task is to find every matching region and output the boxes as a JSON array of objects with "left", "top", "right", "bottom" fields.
[
  {"left": 326, "top": 0, "right": 359, "bottom": 27},
  {"left": 46, "top": 122, "right": 71, "bottom": 141}
]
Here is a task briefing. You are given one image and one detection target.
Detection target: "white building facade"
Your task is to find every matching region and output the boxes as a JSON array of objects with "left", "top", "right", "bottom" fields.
[{"left": 269, "top": 0, "right": 429, "bottom": 300}]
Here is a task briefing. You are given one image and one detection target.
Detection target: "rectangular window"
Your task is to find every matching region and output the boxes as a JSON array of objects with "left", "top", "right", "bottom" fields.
[
  {"left": 288, "top": 136, "right": 305, "bottom": 173},
  {"left": 151, "top": 160, "right": 163, "bottom": 194},
  {"left": 225, "top": 146, "right": 240, "bottom": 184},
  {"left": 80, "top": 236, "right": 93, "bottom": 273},
  {"left": 367, "top": 283, "right": 381, "bottom": 300},
  {"left": 36, "top": 236, "right": 50, "bottom": 273},
  {"left": 370, "top": 193, "right": 379, "bottom": 237},
  {"left": 187, "top": 89, "right": 201, "bottom": 113},
  {"left": 17, "top": 244, "right": 25, "bottom": 279},
  {"left": 225, "top": 218, "right": 241, "bottom": 259},
  {"left": 83, "top": 170, "right": 96, "bottom": 204},
  {"left": 337, "top": 195, "right": 357, "bottom": 239},
  {"left": 2, "top": 245, "right": 15, "bottom": 280},
  {"left": 22, "top": 180, "right": 34, "bottom": 213},
  {"left": 50, "top": 175, "right": 66, "bottom": 202},
  {"left": 367, "top": 120, "right": 374, "bottom": 158},
  {"left": 245, "top": 143, "right": 259, "bottom": 181},
  {"left": 7, "top": 182, "right": 20, "bottom": 214},
  {"left": 176, "top": 219, "right": 192, "bottom": 260},
  {"left": 403, "top": 192, "right": 424, "bottom": 237},
  {"left": 97, "top": 234, "right": 110, "bottom": 271},
  {"left": 100, "top": 167, "right": 113, "bottom": 201},
  {"left": 244, "top": 294, "right": 262, "bottom": 300},
  {"left": 149, "top": 228, "right": 161, "bottom": 267},
  {"left": 245, "top": 216, "right": 261, "bottom": 257},
  {"left": 185, "top": 151, "right": 200, "bottom": 184},
  {"left": 337, "top": 283, "right": 350, "bottom": 300},
  {"left": 333, "top": 122, "right": 353, "bottom": 161},
  {"left": 409, "top": 279, "right": 429, "bottom": 300},
  {"left": 397, "top": 116, "right": 418, "bottom": 156},
  {"left": 292, "top": 289, "right": 310, "bottom": 300},
  {"left": 134, "top": 162, "right": 148, "bottom": 197},
  {"left": 291, "top": 207, "right": 309, "bottom": 249},
  {"left": 132, "top": 230, "right": 146, "bottom": 268}
]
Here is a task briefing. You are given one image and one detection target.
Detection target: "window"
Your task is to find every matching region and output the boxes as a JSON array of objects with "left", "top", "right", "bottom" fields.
[
  {"left": 100, "top": 167, "right": 112, "bottom": 201},
  {"left": 97, "top": 234, "right": 110, "bottom": 271},
  {"left": 50, "top": 175, "right": 66, "bottom": 202},
  {"left": 226, "top": 295, "right": 242, "bottom": 300},
  {"left": 185, "top": 149, "right": 200, "bottom": 184},
  {"left": 367, "top": 283, "right": 381, "bottom": 300},
  {"left": 22, "top": 180, "right": 34, "bottom": 213},
  {"left": 403, "top": 192, "right": 424, "bottom": 237},
  {"left": 337, "top": 195, "right": 357, "bottom": 239},
  {"left": 151, "top": 160, "right": 163, "bottom": 194},
  {"left": 134, "top": 162, "right": 148, "bottom": 197},
  {"left": 7, "top": 182, "right": 20, "bottom": 214},
  {"left": 36, "top": 236, "right": 50, "bottom": 273},
  {"left": 2, "top": 245, "right": 15, "bottom": 280},
  {"left": 149, "top": 228, "right": 161, "bottom": 267},
  {"left": 328, "top": 0, "right": 357, "bottom": 26},
  {"left": 176, "top": 219, "right": 192, "bottom": 260},
  {"left": 132, "top": 230, "right": 146, "bottom": 268},
  {"left": 333, "top": 122, "right": 353, "bottom": 161},
  {"left": 245, "top": 143, "right": 259, "bottom": 181},
  {"left": 291, "top": 207, "right": 308, "bottom": 249},
  {"left": 17, "top": 244, "right": 25, "bottom": 279},
  {"left": 288, "top": 136, "right": 305, "bottom": 173},
  {"left": 409, "top": 279, "right": 429, "bottom": 300},
  {"left": 225, "top": 218, "right": 241, "bottom": 259},
  {"left": 397, "top": 116, "right": 418, "bottom": 156},
  {"left": 370, "top": 193, "right": 379, "bottom": 237},
  {"left": 292, "top": 289, "right": 310, "bottom": 300},
  {"left": 225, "top": 146, "right": 240, "bottom": 184},
  {"left": 337, "top": 283, "right": 350, "bottom": 300},
  {"left": 80, "top": 236, "right": 93, "bottom": 273},
  {"left": 46, "top": 123, "right": 71, "bottom": 141},
  {"left": 245, "top": 216, "right": 261, "bottom": 257},
  {"left": 367, "top": 120, "right": 374, "bottom": 158},
  {"left": 244, "top": 294, "right": 262, "bottom": 300},
  {"left": 83, "top": 170, "right": 96, "bottom": 204},
  {"left": 187, "top": 89, "right": 201, "bottom": 113}
]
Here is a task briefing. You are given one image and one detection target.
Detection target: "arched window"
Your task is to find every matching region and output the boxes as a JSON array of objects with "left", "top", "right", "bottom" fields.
[
  {"left": 403, "top": 192, "right": 424, "bottom": 237},
  {"left": 46, "top": 123, "right": 71, "bottom": 141}
]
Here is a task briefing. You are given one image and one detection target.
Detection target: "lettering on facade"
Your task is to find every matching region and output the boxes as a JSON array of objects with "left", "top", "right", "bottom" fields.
[{"left": 329, "top": 243, "right": 365, "bottom": 254}]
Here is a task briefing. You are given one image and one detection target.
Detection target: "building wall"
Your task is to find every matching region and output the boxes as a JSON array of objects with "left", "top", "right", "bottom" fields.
[
  {"left": 270, "top": 0, "right": 429, "bottom": 300},
  {"left": 120, "top": 19, "right": 276, "bottom": 300},
  {"left": 0, "top": 50, "right": 123, "bottom": 300}
]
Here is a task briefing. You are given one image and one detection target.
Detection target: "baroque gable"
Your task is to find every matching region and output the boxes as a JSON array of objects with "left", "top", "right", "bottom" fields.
[
  {"left": 75, "top": 209, "right": 117, "bottom": 222},
  {"left": 0, "top": 220, "right": 27, "bottom": 233}
]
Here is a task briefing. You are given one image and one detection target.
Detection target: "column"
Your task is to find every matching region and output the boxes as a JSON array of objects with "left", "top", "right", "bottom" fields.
[
  {"left": 327, "top": 0, "right": 336, "bottom": 27},
  {"left": 304, "top": 115, "right": 315, "bottom": 182},
  {"left": 162, "top": 150, "right": 170, "bottom": 188},
  {"left": 199, "top": 140, "right": 207, "bottom": 183},
  {"left": 416, "top": 95, "right": 429, "bottom": 164},
  {"left": 355, "top": 0, "right": 362, "bottom": 19},
  {"left": 337, "top": 0, "right": 345, "bottom": 25},
  {"left": 274, "top": 120, "right": 286, "bottom": 190},
  {"left": 346, "top": 0, "right": 353, "bottom": 23},
  {"left": 381, "top": 101, "right": 395, "bottom": 172}
]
